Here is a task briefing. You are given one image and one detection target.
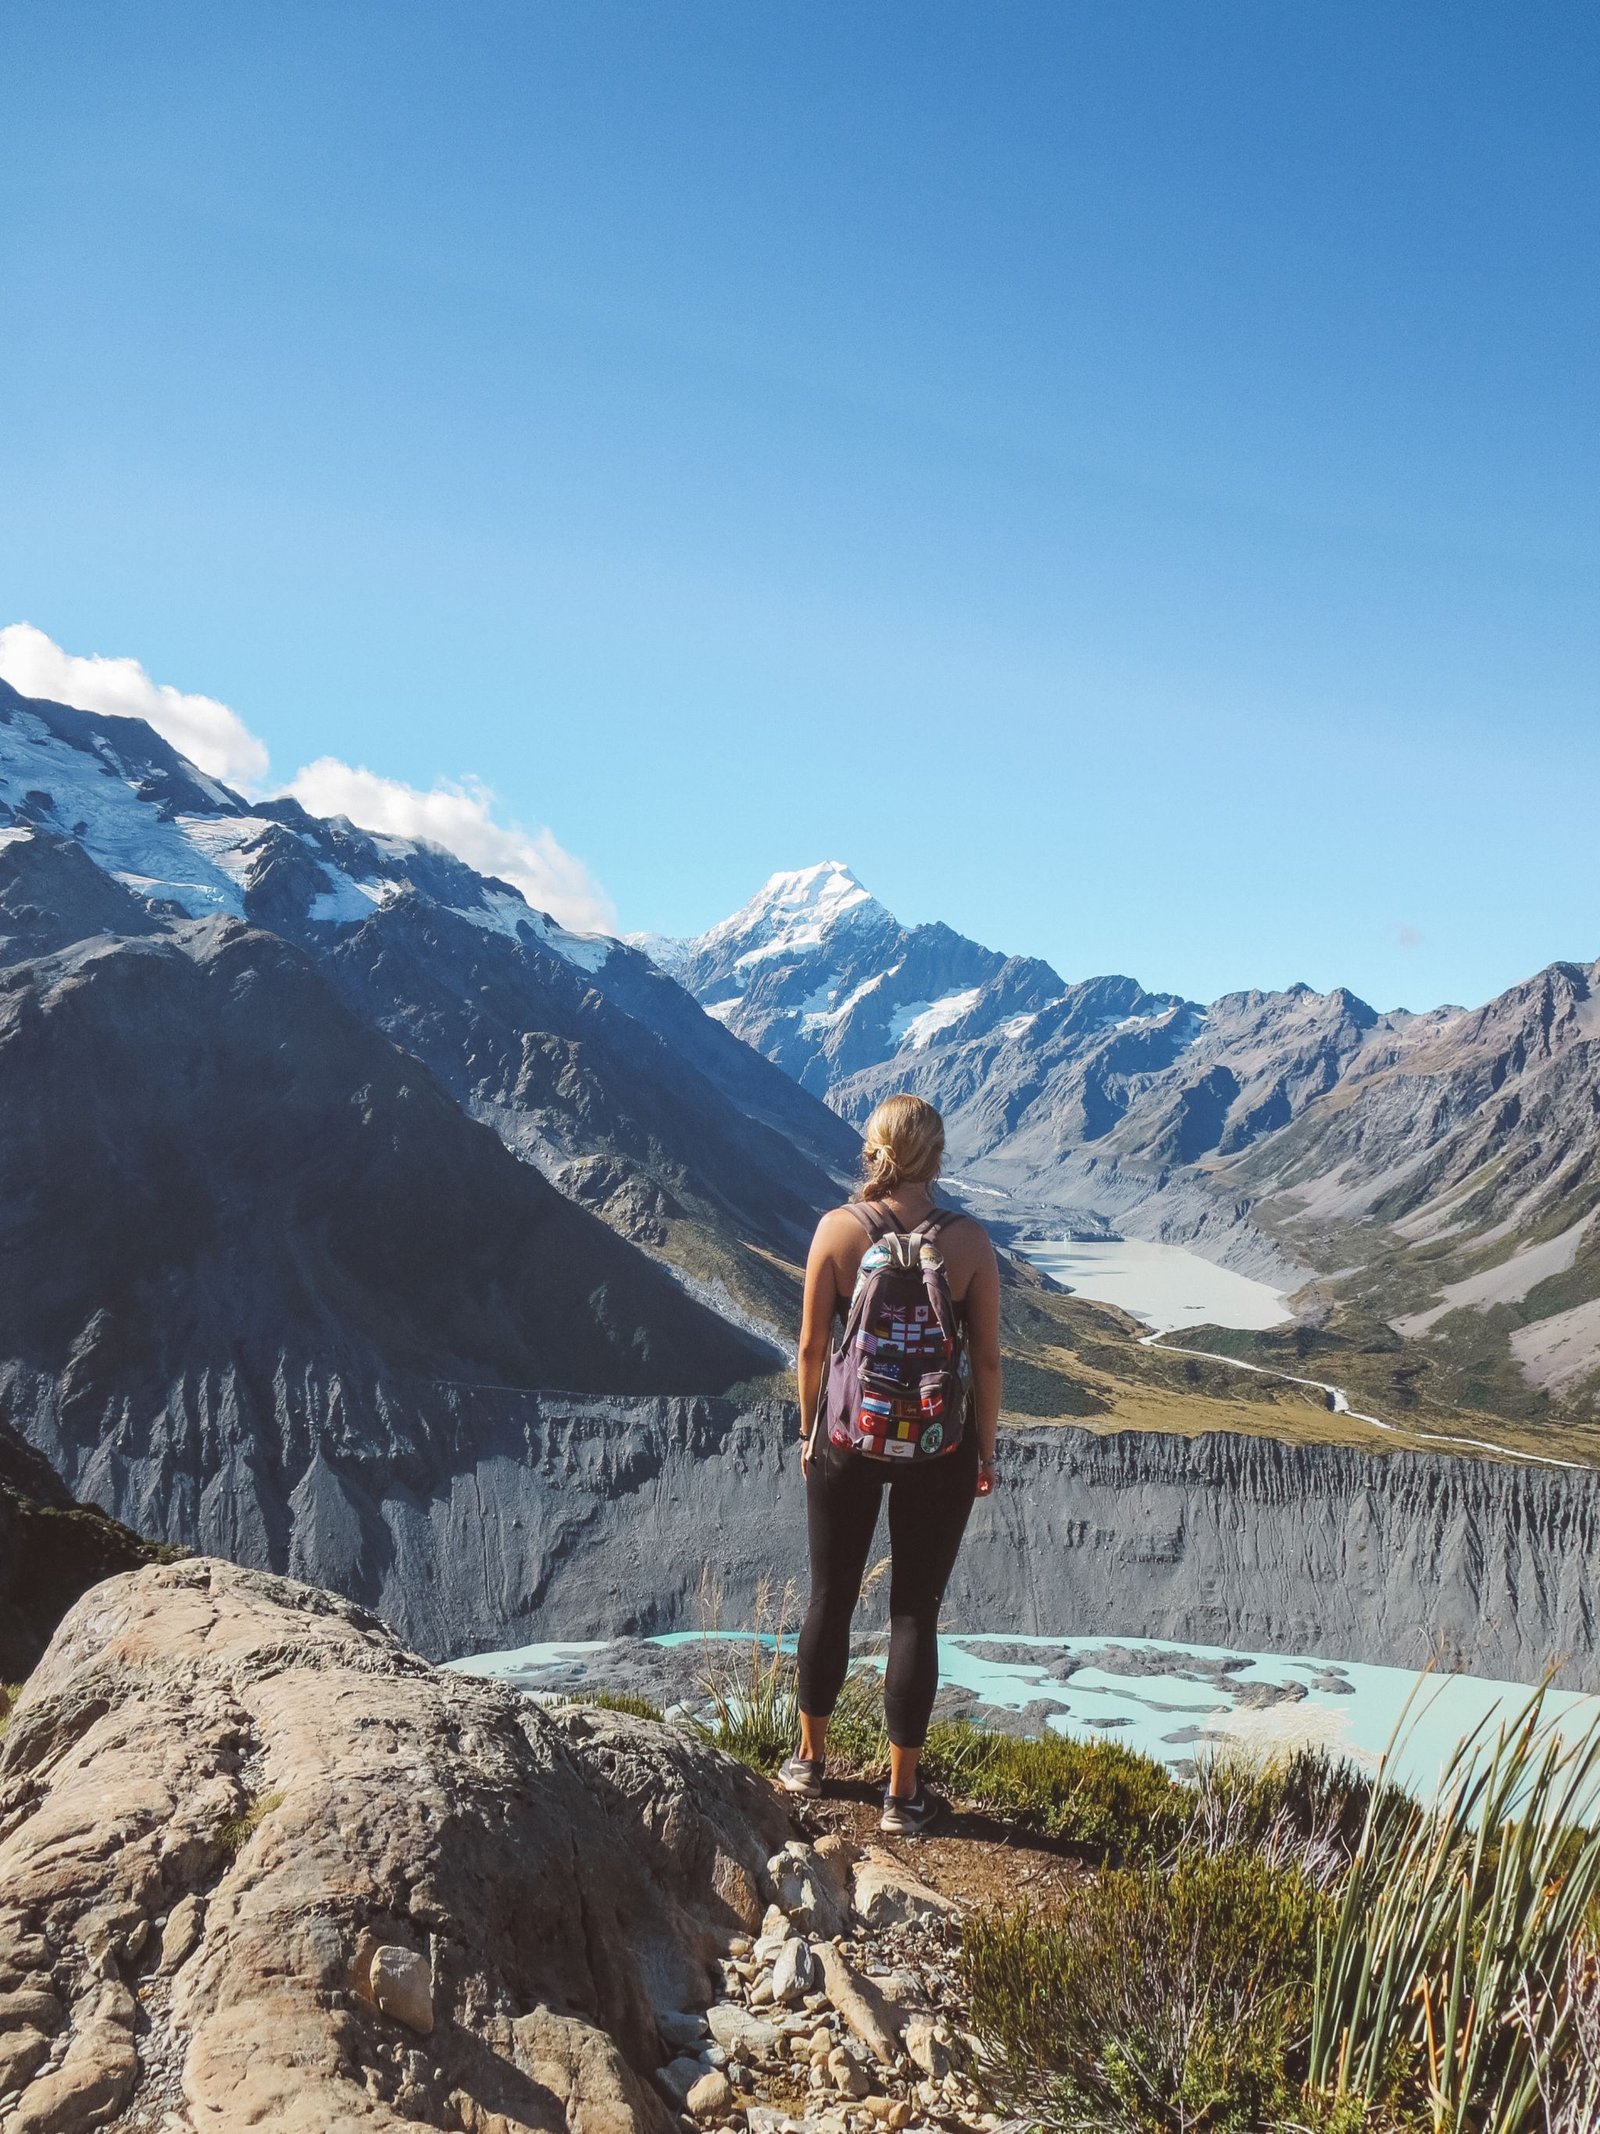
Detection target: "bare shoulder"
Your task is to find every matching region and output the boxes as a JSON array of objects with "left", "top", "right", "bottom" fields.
[
  {"left": 810, "top": 1203, "right": 868, "bottom": 1272},
  {"left": 941, "top": 1210, "right": 998, "bottom": 1294},
  {"left": 813, "top": 1204, "right": 866, "bottom": 1248}
]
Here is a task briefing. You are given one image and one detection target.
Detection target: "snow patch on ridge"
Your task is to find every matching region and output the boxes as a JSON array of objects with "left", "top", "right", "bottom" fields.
[
  {"left": 891, "top": 988, "right": 982, "bottom": 1050},
  {"left": 453, "top": 886, "right": 613, "bottom": 971},
  {"left": 311, "top": 874, "right": 396, "bottom": 925},
  {"left": 0, "top": 710, "right": 247, "bottom": 917},
  {"left": 801, "top": 967, "right": 897, "bottom": 1032}
]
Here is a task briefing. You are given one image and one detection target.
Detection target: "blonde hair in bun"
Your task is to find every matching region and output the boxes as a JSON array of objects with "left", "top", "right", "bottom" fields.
[{"left": 860, "top": 1093, "right": 946, "bottom": 1203}]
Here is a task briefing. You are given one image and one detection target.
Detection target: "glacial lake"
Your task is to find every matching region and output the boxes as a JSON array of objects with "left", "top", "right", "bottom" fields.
[
  {"left": 450, "top": 1631, "right": 1600, "bottom": 1801},
  {"left": 1018, "top": 1236, "right": 1294, "bottom": 1334}
]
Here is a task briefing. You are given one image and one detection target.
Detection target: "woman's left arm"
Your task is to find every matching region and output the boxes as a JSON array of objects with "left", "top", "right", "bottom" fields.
[{"left": 796, "top": 1215, "right": 844, "bottom": 1473}]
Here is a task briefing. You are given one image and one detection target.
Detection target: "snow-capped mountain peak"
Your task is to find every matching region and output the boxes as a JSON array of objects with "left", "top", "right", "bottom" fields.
[
  {"left": 700, "top": 860, "right": 886, "bottom": 965},
  {"left": 650, "top": 861, "right": 1029, "bottom": 1095}
]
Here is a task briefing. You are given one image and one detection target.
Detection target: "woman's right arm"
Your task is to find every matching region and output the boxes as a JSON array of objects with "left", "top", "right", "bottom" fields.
[
  {"left": 963, "top": 1236, "right": 1003, "bottom": 1495},
  {"left": 796, "top": 1214, "right": 845, "bottom": 1473}
]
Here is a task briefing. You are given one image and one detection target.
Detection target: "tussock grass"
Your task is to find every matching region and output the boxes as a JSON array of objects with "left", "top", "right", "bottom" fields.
[
  {"left": 689, "top": 1573, "right": 802, "bottom": 1772},
  {"left": 216, "top": 1787, "right": 284, "bottom": 1860},
  {"left": 1307, "top": 1680, "right": 1600, "bottom": 2134},
  {"left": 558, "top": 1688, "right": 665, "bottom": 1722},
  {"left": 1184, "top": 1743, "right": 1405, "bottom": 1887}
]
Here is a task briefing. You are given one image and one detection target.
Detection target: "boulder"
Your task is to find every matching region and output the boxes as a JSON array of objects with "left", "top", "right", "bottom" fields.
[
  {"left": 0, "top": 1559, "right": 788, "bottom": 2134},
  {"left": 766, "top": 1841, "right": 849, "bottom": 1938},
  {"left": 812, "top": 1944, "right": 903, "bottom": 2066},
  {"left": 368, "top": 1943, "right": 434, "bottom": 2035},
  {"left": 902, "top": 2017, "right": 952, "bottom": 2080},
  {"left": 705, "top": 2001, "right": 781, "bottom": 2060},
  {"left": 685, "top": 2067, "right": 734, "bottom": 2117},
  {"left": 656, "top": 2054, "right": 706, "bottom": 2108},
  {"left": 827, "top": 2045, "right": 872, "bottom": 2098},
  {"left": 0, "top": 2024, "right": 49, "bottom": 2097},
  {"left": 768, "top": 1937, "right": 816, "bottom": 2004},
  {"left": 6, "top": 2015, "right": 136, "bottom": 2134},
  {"left": 157, "top": 1895, "right": 204, "bottom": 1975},
  {"left": 657, "top": 2008, "right": 709, "bottom": 2054},
  {"left": 852, "top": 1849, "right": 959, "bottom": 1932}
]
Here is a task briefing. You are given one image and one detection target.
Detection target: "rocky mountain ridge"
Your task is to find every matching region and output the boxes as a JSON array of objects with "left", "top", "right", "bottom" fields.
[
  {"left": 0, "top": 680, "right": 856, "bottom": 1350},
  {"left": 0, "top": 898, "right": 771, "bottom": 1417},
  {"left": 656, "top": 865, "right": 1600, "bottom": 1424}
]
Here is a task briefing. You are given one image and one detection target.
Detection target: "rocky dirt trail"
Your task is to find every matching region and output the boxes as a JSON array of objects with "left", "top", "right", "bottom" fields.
[
  {"left": 0, "top": 1561, "right": 1029, "bottom": 2134},
  {"left": 668, "top": 1786, "right": 1067, "bottom": 2134}
]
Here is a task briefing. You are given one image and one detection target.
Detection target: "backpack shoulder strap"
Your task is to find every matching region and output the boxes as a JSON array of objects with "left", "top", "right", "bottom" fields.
[
  {"left": 842, "top": 1199, "right": 900, "bottom": 1242},
  {"left": 917, "top": 1207, "right": 970, "bottom": 1241}
]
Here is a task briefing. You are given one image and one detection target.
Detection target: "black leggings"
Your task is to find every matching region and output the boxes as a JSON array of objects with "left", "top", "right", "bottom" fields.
[{"left": 797, "top": 1429, "right": 979, "bottom": 1748}]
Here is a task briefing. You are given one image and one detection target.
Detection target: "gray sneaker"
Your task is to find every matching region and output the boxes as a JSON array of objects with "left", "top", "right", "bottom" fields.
[
  {"left": 879, "top": 1782, "right": 947, "bottom": 1836},
  {"left": 777, "top": 1754, "right": 825, "bottom": 1797}
]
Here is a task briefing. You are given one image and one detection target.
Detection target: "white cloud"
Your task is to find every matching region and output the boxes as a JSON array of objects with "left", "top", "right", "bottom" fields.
[
  {"left": 0, "top": 621, "right": 271, "bottom": 789},
  {"left": 0, "top": 623, "right": 614, "bottom": 935},
  {"left": 287, "top": 757, "right": 615, "bottom": 934}
]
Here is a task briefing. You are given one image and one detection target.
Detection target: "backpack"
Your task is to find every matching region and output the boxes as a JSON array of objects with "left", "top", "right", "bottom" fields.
[{"left": 822, "top": 1203, "right": 969, "bottom": 1462}]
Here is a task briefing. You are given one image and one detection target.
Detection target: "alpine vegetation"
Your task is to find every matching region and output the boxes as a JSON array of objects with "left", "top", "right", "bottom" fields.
[{"left": 963, "top": 1682, "right": 1600, "bottom": 2134}]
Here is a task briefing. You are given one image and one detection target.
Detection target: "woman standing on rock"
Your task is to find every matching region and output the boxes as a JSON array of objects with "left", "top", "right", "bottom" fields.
[{"left": 782, "top": 1094, "right": 1002, "bottom": 1834}]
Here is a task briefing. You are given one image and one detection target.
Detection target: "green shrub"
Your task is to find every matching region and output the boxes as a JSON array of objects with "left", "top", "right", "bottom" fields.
[
  {"left": 0, "top": 1682, "right": 22, "bottom": 1744},
  {"left": 922, "top": 1721, "right": 1192, "bottom": 1862},
  {"left": 963, "top": 1849, "right": 1333, "bottom": 2132}
]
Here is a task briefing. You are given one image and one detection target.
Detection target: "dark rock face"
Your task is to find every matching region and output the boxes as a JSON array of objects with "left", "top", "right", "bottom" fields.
[
  {"left": 0, "top": 831, "right": 163, "bottom": 962},
  {"left": 0, "top": 919, "right": 768, "bottom": 1405},
  {"left": 308, "top": 896, "right": 848, "bottom": 1282},
  {"left": 12, "top": 1374, "right": 1599, "bottom": 1688},
  {"left": 0, "top": 1421, "right": 173, "bottom": 1681}
]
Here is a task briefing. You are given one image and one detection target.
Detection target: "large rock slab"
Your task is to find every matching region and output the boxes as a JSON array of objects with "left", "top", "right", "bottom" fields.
[{"left": 0, "top": 1559, "right": 787, "bottom": 2133}]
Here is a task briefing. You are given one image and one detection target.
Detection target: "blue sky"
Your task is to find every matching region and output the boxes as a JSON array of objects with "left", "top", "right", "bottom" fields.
[{"left": 3, "top": 1, "right": 1596, "bottom": 1010}]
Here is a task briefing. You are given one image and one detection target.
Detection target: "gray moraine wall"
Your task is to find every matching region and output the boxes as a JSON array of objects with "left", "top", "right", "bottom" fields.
[{"left": 7, "top": 1363, "right": 1599, "bottom": 1686}]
